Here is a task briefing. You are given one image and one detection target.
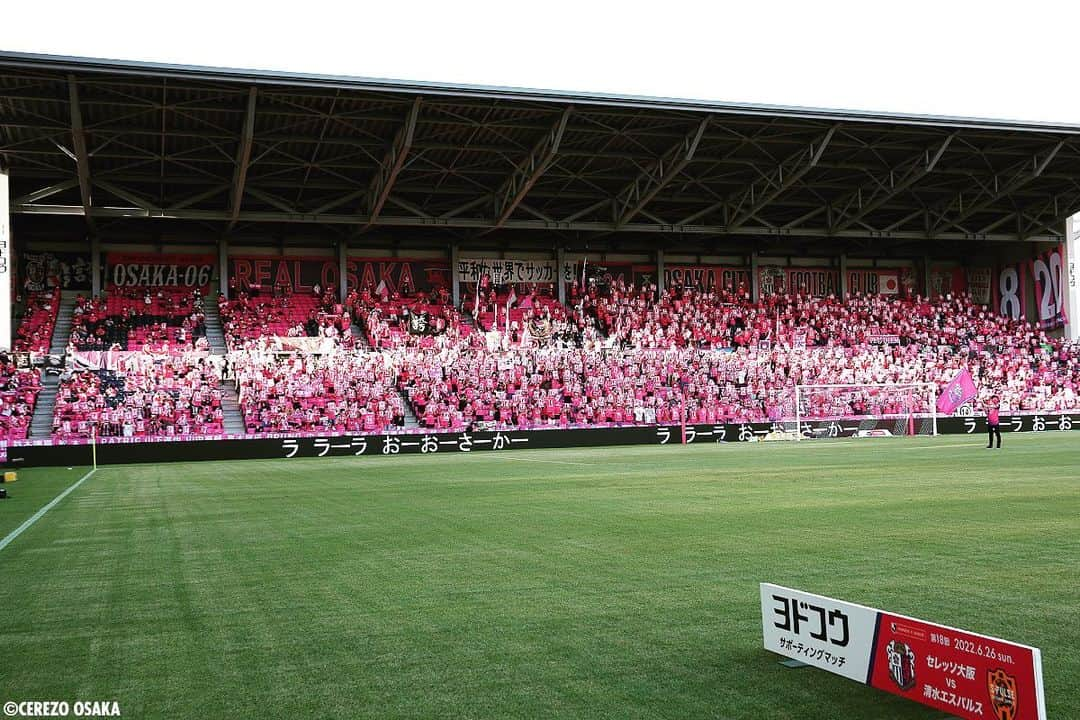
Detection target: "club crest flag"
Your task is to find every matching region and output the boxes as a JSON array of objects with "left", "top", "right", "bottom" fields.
[{"left": 937, "top": 369, "right": 977, "bottom": 415}]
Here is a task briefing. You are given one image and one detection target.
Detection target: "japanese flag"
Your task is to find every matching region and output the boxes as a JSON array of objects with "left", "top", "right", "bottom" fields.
[{"left": 879, "top": 272, "right": 899, "bottom": 295}]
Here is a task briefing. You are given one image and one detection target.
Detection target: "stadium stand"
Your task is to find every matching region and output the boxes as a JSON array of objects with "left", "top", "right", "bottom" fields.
[
  {"left": 68, "top": 288, "right": 209, "bottom": 352},
  {"left": 0, "top": 354, "right": 41, "bottom": 441},
  {"left": 219, "top": 286, "right": 352, "bottom": 351},
  {"left": 462, "top": 284, "right": 596, "bottom": 349},
  {"left": 13, "top": 288, "right": 60, "bottom": 353},
  {"left": 232, "top": 352, "right": 405, "bottom": 433},
  {"left": 9, "top": 283, "right": 1079, "bottom": 439},
  {"left": 51, "top": 355, "right": 225, "bottom": 439},
  {"left": 348, "top": 286, "right": 475, "bottom": 351}
]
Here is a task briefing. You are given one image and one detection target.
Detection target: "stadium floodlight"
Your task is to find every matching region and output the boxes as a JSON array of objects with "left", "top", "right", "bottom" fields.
[{"left": 793, "top": 383, "right": 938, "bottom": 441}]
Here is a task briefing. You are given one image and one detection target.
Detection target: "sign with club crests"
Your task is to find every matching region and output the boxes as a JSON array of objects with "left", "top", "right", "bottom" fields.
[{"left": 761, "top": 583, "right": 1047, "bottom": 720}]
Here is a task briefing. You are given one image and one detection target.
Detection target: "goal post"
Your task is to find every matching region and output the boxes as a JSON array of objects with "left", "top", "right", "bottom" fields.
[{"left": 793, "top": 383, "right": 938, "bottom": 441}]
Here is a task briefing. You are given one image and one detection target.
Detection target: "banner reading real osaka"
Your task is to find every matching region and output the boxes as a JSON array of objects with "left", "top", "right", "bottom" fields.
[{"left": 231, "top": 256, "right": 450, "bottom": 294}]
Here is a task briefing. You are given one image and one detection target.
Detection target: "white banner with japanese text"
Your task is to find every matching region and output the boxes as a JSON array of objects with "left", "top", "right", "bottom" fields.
[{"left": 456, "top": 257, "right": 556, "bottom": 285}]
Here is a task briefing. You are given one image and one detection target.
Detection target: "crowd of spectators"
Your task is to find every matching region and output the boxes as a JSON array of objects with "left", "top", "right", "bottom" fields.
[
  {"left": 219, "top": 284, "right": 352, "bottom": 351},
  {"left": 13, "top": 288, "right": 60, "bottom": 353},
  {"left": 69, "top": 287, "right": 208, "bottom": 352},
  {"left": 51, "top": 355, "right": 225, "bottom": 439},
  {"left": 5, "top": 275, "right": 1079, "bottom": 441},
  {"left": 0, "top": 353, "right": 41, "bottom": 441},
  {"left": 349, "top": 285, "right": 477, "bottom": 351},
  {"left": 233, "top": 352, "right": 405, "bottom": 433},
  {"left": 463, "top": 283, "right": 596, "bottom": 349}
]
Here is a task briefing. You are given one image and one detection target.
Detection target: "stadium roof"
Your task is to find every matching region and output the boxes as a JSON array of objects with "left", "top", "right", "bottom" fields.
[{"left": 3, "top": 51, "right": 1080, "bottom": 254}]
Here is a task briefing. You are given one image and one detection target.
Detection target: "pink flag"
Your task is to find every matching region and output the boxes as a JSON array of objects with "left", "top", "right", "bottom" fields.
[{"left": 936, "top": 368, "right": 977, "bottom": 415}]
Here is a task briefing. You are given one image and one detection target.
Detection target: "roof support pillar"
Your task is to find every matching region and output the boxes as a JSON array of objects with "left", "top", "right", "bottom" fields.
[
  {"left": 338, "top": 240, "right": 348, "bottom": 304},
  {"left": 656, "top": 248, "right": 665, "bottom": 297},
  {"left": 450, "top": 242, "right": 461, "bottom": 308},
  {"left": 750, "top": 252, "right": 760, "bottom": 303},
  {"left": 839, "top": 254, "right": 849, "bottom": 299},
  {"left": 228, "top": 87, "right": 258, "bottom": 232},
  {"left": 67, "top": 75, "right": 95, "bottom": 231},
  {"left": 921, "top": 255, "right": 932, "bottom": 300},
  {"left": 218, "top": 237, "right": 229, "bottom": 299},
  {"left": 363, "top": 97, "right": 421, "bottom": 231},
  {"left": 91, "top": 235, "right": 101, "bottom": 297},
  {"left": 555, "top": 246, "right": 566, "bottom": 304}
]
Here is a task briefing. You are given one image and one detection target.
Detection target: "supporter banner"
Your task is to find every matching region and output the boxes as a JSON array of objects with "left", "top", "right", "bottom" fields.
[
  {"left": 600, "top": 264, "right": 750, "bottom": 294},
  {"left": 266, "top": 337, "right": 338, "bottom": 354},
  {"left": 662, "top": 265, "right": 751, "bottom": 293},
  {"left": 71, "top": 349, "right": 212, "bottom": 371},
  {"left": 866, "top": 334, "right": 901, "bottom": 345},
  {"left": 1030, "top": 245, "right": 1066, "bottom": 330},
  {"left": 847, "top": 269, "right": 903, "bottom": 296},
  {"left": 930, "top": 267, "right": 967, "bottom": 298},
  {"left": 407, "top": 312, "right": 441, "bottom": 336},
  {"left": 761, "top": 583, "right": 1046, "bottom": 720},
  {"left": 457, "top": 257, "right": 556, "bottom": 285},
  {"left": 899, "top": 267, "right": 920, "bottom": 296},
  {"left": 231, "top": 256, "right": 338, "bottom": 294},
  {"left": 349, "top": 258, "right": 450, "bottom": 295},
  {"left": 109, "top": 253, "right": 214, "bottom": 289},
  {"left": 631, "top": 265, "right": 659, "bottom": 291},
  {"left": 561, "top": 261, "right": 635, "bottom": 292},
  {"left": 20, "top": 250, "right": 92, "bottom": 292},
  {"left": 967, "top": 267, "right": 993, "bottom": 306},
  {"left": 758, "top": 267, "right": 840, "bottom": 297},
  {"left": 995, "top": 262, "right": 1027, "bottom": 321}
]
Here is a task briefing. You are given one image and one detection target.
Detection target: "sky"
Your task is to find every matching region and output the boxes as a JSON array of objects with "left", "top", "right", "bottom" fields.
[{"left": 4, "top": 0, "right": 1080, "bottom": 125}]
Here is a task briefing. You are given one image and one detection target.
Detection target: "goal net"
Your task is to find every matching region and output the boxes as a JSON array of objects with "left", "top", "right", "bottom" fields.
[{"left": 788, "top": 383, "right": 938, "bottom": 441}]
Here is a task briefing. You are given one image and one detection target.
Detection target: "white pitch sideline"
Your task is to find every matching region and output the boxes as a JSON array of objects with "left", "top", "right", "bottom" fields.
[{"left": 0, "top": 468, "right": 98, "bottom": 553}]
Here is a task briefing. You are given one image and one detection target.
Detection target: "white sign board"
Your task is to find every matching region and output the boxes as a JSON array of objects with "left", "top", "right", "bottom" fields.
[
  {"left": 761, "top": 583, "right": 1047, "bottom": 720},
  {"left": 1067, "top": 213, "right": 1080, "bottom": 341},
  {"left": 0, "top": 170, "right": 10, "bottom": 351},
  {"left": 760, "top": 582, "right": 879, "bottom": 683}
]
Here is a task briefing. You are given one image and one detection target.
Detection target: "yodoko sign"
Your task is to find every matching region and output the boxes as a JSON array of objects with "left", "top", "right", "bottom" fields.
[{"left": 761, "top": 583, "right": 1046, "bottom": 720}]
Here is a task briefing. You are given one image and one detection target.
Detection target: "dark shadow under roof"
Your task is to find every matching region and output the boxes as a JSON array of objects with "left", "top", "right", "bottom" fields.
[{"left": 2, "top": 50, "right": 1079, "bottom": 253}]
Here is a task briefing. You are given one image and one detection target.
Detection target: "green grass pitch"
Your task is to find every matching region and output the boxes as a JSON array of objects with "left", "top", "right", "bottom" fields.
[{"left": 1, "top": 433, "right": 1078, "bottom": 719}]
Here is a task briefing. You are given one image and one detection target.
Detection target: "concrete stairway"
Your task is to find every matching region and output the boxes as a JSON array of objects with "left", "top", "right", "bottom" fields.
[
  {"left": 201, "top": 298, "right": 228, "bottom": 354},
  {"left": 29, "top": 375, "right": 59, "bottom": 438},
  {"left": 49, "top": 290, "right": 80, "bottom": 354},
  {"left": 219, "top": 381, "right": 247, "bottom": 435},
  {"left": 29, "top": 291, "right": 81, "bottom": 438},
  {"left": 201, "top": 298, "right": 246, "bottom": 434},
  {"left": 397, "top": 391, "right": 422, "bottom": 430}
]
